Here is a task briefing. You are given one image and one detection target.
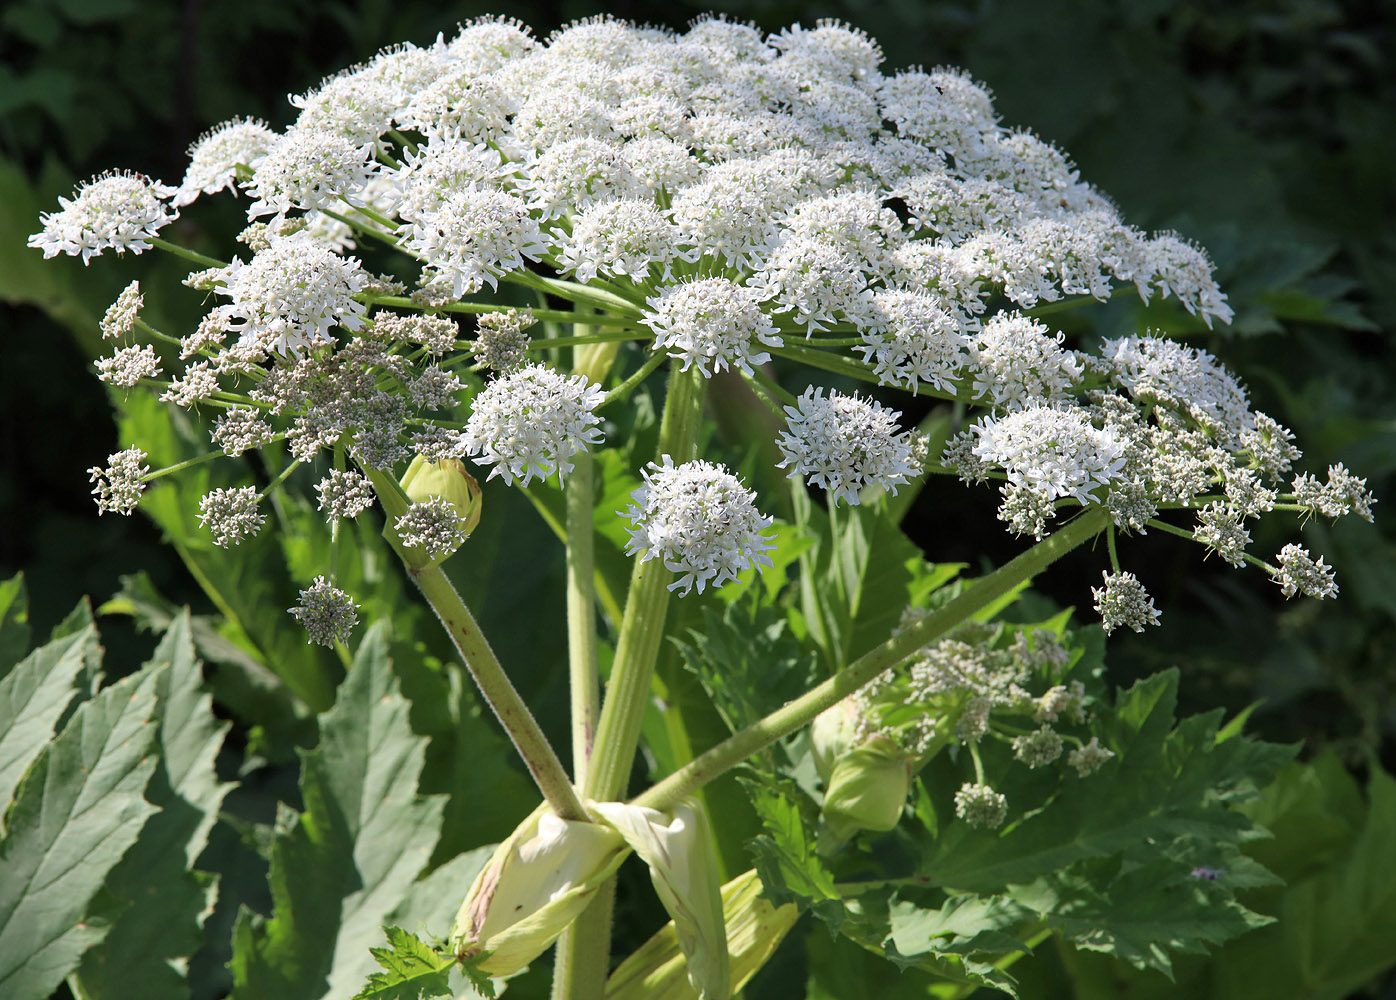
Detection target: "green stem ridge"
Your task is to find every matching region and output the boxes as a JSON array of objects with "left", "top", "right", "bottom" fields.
[
  {"left": 584, "top": 363, "right": 707, "bottom": 801},
  {"left": 633, "top": 507, "right": 1111, "bottom": 811},
  {"left": 365, "top": 468, "right": 586, "bottom": 821},
  {"left": 566, "top": 449, "right": 600, "bottom": 787},
  {"left": 549, "top": 877, "right": 616, "bottom": 1000}
]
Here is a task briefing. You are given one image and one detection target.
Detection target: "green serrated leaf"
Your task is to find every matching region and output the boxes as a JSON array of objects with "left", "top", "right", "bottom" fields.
[
  {"left": 0, "top": 613, "right": 100, "bottom": 811},
  {"left": 674, "top": 603, "right": 818, "bottom": 734},
  {"left": 231, "top": 623, "right": 448, "bottom": 1000},
  {"left": 742, "top": 775, "right": 845, "bottom": 931},
  {"left": 918, "top": 671, "right": 1292, "bottom": 894},
  {"left": 1015, "top": 858, "right": 1272, "bottom": 978},
  {"left": 100, "top": 571, "right": 312, "bottom": 760},
  {"left": 73, "top": 611, "right": 234, "bottom": 1000},
  {"left": 352, "top": 926, "right": 456, "bottom": 1000},
  {"left": 1211, "top": 765, "right": 1396, "bottom": 1000},
  {"left": 0, "top": 572, "right": 31, "bottom": 679},
  {"left": 0, "top": 668, "right": 161, "bottom": 1000}
]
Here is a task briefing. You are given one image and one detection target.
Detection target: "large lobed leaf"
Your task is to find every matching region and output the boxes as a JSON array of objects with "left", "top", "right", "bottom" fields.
[
  {"left": 0, "top": 667, "right": 161, "bottom": 1000},
  {"left": 746, "top": 668, "right": 1292, "bottom": 993},
  {"left": 230, "top": 622, "right": 452, "bottom": 1000},
  {"left": 72, "top": 610, "right": 234, "bottom": 1000},
  {"left": 0, "top": 596, "right": 98, "bottom": 813}
]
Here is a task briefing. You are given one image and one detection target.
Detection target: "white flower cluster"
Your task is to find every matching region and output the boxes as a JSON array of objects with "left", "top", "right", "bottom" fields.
[
  {"left": 463, "top": 364, "right": 606, "bottom": 485},
  {"left": 776, "top": 388, "right": 917, "bottom": 505},
  {"left": 40, "top": 12, "right": 1369, "bottom": 648},
  {"left": 642, "top": 278, "right": 783, "bottom": 377},
  {"left": 211, "top": 233, "right": 369, "bottom": 356},
  {"left": 624, "top": 456, "right": 775, "bottom": 595},
  {"left": 30, "top": 171, "right": 177, "bottom": 263}
]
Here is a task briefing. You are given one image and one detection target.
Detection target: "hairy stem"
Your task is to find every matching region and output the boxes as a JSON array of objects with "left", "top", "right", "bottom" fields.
[
  {"left": 366, "top": 468, "right": 586, "bottom": 821},
  {"left": 633, "top": 507, "right": 1110, "bottom": 811}
]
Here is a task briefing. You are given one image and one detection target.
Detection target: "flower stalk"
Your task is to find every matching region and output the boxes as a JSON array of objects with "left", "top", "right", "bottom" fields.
[
  {"left": 634, "top": 507, "right": 1110, "bottom": 812},
  {"left": 366, "top": 467, "right": 586, "bottom": 822}
]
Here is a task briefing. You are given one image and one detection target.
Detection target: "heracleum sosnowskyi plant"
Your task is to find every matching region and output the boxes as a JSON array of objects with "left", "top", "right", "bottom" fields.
[{"left": 24, "top": 11, "right": 1378, "bottom": 1000}]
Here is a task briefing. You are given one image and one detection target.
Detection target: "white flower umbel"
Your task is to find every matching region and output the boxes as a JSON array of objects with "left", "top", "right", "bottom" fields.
[
  {"left": 1144, "top": 233, "right": 1234, "bottom": 328},
  {"left": 175, "top": 117, "right": 278, "bottom": 206},
  {"left": 624, "top": 457, "right": 775, "bottom": 595},
  {"left": 88, "top": 447, "right": 149, "bottom": 516},
  {"left": 463, "top": 364, "right": 606, "bottom": 485},
  {"left": 100, "top": 280, "right": 144, "bottom": 340},
  {"left": 973, "top": 406, "right": 1126, "bottom": 506},
  {"left": 554, "top": 198, "right": 696, "bottom": 285},
  {"left": 290, "top": 576, "right": 359, "bottom": 646},
  {"left": 969, "top": 312, "right": 1084, "bottom": 411},
  {"left": 752, "top": 236, "right": 875, "bottom": 333},
  {"left": 243, "top": 128, "right": 375, "bottom": 218},
  {"left": 642, "top": 278, "right": 783, "bottom": 378},
  {"left": 96, "top": 344, "right": 162, "bottom": 389},
  {"left": 1274, "top": 544, "right": 1339, "bottom": 600},
  {"left": 198, "top": 486, "right": 265, "bottom": 547},
  {"left": 1102, "top": 335, "right": 1251, "bottom": 442},
  {"left": 857, "top": 288, "right": 969, "bottom": 393},
  {"left": 1092, "top": 571, "right": 1161, "bottom": 634},
  {"left": 30, "top": 171, "right": 177, "bottom": 263},
  {"left": 214, "top": 233, "right": 368, "bottom": 356},
  {"left": 777, "top": 388, "right": 917, "bottom": 505},
  {"left": 401, "top": 187, "right": 550, "bottom": 297}
]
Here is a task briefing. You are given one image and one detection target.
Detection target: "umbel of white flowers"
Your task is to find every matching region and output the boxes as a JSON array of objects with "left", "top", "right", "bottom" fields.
[{"left": 42, "top": 13, "right": 1373, "bottom": 642}]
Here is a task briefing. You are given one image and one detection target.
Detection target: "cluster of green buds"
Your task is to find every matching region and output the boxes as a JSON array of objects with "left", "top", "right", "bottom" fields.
[{"left": 811, "top": 609, "right": 1112, "bottom": 841}]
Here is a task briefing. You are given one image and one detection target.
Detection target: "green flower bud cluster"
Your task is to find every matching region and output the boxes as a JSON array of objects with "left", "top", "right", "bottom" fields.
[{"left": 811, "top": 608, "right": 1116, "bottom": 842}]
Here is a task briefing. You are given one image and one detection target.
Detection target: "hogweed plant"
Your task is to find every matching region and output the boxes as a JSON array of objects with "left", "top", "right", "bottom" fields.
[{"left": 19, "top": 12, "right": 1378, "bottom": 1000}]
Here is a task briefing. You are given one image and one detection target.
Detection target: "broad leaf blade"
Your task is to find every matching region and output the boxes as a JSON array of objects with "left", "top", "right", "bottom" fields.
[
  {"left": 0, "top": 611, "right": 100, "bottom": 812},
  {"left": 74, "top": 611, "right": 234, "bottom": 1000},
  {"left": 0, "top": 668, "right": 161, "bottom": 1000},
  {"left": 230, "top": 623, "right": 448, "bottom": 1000}
]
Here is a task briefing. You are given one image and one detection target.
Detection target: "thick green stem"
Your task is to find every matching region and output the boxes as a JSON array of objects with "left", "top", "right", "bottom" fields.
[
  {"left": 553, "top": 365, "right": 706, "bottom": 1000},
  {"left": 566, "top": 451, "right": 600, "bottom": 786},
  {"left": 633, "top": 507, "right": 1110, "bottom": 811},
  {"left": 365, "top": 468, "right": 586, "bottom": 821},
  {"left": 585, "top": 364, "right": 705, "bottom": 801},
  {"left": 548, "top": 878, "right": 616, "bottom": 1000}
]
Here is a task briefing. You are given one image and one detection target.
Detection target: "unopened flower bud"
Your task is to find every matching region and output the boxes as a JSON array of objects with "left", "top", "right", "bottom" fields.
[
  {"left": 401, "top": 455, "right": 484, "bottom": 537},
  {"left": 821, "top": 735, "right": 912, "bottom": 841},
  {"left": 451, "top": 807, "right": 627, "bottom": 976},
  {"left": 810, "top": 698, "right": 860, "bottom": 785}
]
